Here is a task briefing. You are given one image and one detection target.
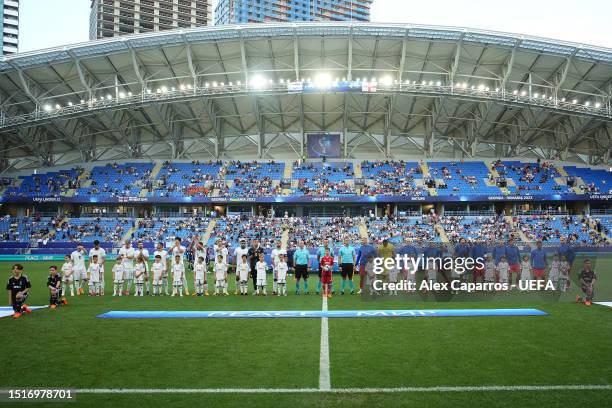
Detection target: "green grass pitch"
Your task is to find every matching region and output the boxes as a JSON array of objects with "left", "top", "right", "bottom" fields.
[{"left": 0, "top": 258, "right": 610, "bottom": 408}]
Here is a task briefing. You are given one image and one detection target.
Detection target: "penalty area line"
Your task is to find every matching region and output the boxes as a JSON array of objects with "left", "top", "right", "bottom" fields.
[{"left": 74, "top": 385, "right": 612, "bottom": 394}]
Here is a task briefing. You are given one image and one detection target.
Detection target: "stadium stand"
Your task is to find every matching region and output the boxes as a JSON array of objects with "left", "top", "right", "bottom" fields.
[
  {"left": 152, "top": 161, "right": 221, "bottom": 198},
  {"left": 76, "top": 163, "right": 154, "bottom": 198},
  {"left": 221, "top": 161, "right": 284, "bottom": 198},
  {"left": 291, "top": 162, "right": 355, "bottom": 196},
  {"left": 360, "top": 160, "right": 428, "bottom": 196}
]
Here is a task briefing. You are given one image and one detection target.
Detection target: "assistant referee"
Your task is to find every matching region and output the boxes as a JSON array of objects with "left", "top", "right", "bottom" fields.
[{"left": 293, "top": 240, "right": 310, "bottom": 295}]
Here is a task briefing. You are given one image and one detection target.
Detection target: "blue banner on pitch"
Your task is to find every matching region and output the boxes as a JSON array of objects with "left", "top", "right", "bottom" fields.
[{"left": 97, "top": 309, "right": 548, "bottom": 319}]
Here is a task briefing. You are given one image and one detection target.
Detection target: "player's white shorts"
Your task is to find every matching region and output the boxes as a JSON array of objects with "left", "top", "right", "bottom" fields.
[
  {"left": 277, "top": 278, "right": 286, "bottom": 284},
  {"left": 256, "top": 278, "right": 266, "bottom": 286},
  {"left": 173, "top": 278, "right": 183, "bottom": 286},
  {"left": 73, "top": 269, "right": 86, "bottom": 281},
  {"left": 215, "top": 278, "right": 226, "bottom": 287},
  {"left": 388, "top": 269, "right": 398, "bottom": 283},
  {"left": 135, "top": 275, "right": 144, "bottom": 284},
  {"left": 195, "top": 278, "right": 205, "bottom": 286},
  {"left": 63, "top": 275, "right": 74, "bottom": 283},
  {"left": 123, "top": 267, "right": 134, "bottom": 280},
  {"left": 153, "top": 272, "right": 163, "bottom": 283},
  {"left": 113, "top": 278, "right": 124, "bottom": 284},
  {"left": 90, "top": 275, "right": 100, "bottom": 283}
]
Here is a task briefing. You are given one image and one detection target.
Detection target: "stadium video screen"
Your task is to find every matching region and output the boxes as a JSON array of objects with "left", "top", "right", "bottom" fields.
[{"left": 307, "top": 133, "right": 342, "bottom": 158}]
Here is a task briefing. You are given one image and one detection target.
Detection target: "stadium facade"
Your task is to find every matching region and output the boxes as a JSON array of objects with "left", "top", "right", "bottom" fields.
[
  {"left": 89, "top": 0, "right": 212, "bottom": 40},
  {"left": 214, "top": 0, "right": 372, "bottom": 25},
  {"left": 0, "top": 0, "right": 19, "bottom": 55}
]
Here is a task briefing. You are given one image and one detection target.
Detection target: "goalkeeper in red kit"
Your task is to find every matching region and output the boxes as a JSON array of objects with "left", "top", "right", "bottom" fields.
[{"left": 320, "top": 248, "right": 334, "bottom": 298}]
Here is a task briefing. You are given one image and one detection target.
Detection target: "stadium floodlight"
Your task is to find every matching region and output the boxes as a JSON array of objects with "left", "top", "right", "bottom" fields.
[
  {"left": 561, "top": 97, "right": 566, "bottom": 102},
  {"left": 371, "top": 77, "right": 376, "bottom": 82},
  {"left": 228, "top": 82, "right": 233, "bottom": 86},
  {"left": 237, "top": 81, "right": 241, "bottom": 86},
  {"left": 422, "top": 80, "right": 427, "bottom": 86},
  {"left": 495, "top": 88, "right": 500, "bottom": 92},
  {"left": 428, "top": 80, "right": 434, "bottom": 86},
  {"left": 462, "top": 82, "right": 468, "bottom": 89},
  {"left": 436, "top": 81, "right": 442, "bottom": 86},
  {"left": 381, "top": 76, "right": 393, "bottom": 86},
  {"left": 513, "top": 90, "right": 518, "bottom": 95},
  {"left": 520, "top": 91, "right": 527, "bottom": 96},
  {"left": 68, "top": 102, "right": 73, "bottom": 106},
  {"left": 279, "top": 78, "right": 285, "bottom": 84},
  {"left": 595, "top": 102, "right": 601, "bottom": 108},
  {"left": 314, "top": 73, "right": 333, "bottom": 89},
  {"left": 180, "top": 84, "right": 186, "bottom": 90},
  {"left": 80, "top": 99, "right": 85, "bottom": 104},
  {"left": 220, "top": 82, "right": 225, "bottom": 87},
  {"left": 342, "top": 77, "right": 347, "bottom": 81},
  {"left": 55, "top": 104, "right": 61, "bottom": 109},
  {"left": 106, "top": 94, "right": 113, "bottom": 100},
  {"left": 212, "top": 82, "right": 218, "bottom": 87},
  {"left": 119, "top": 92, "right": 126, "bottom": 99},
  {"left": 204, "top": 82, "right": 210, "bottom": 88},
  {"left": 533, "top": 93, "right": 539, "bottom": 98},
  {"left": 572, "top": 99, "right": 578, "bottom": 104},
  {"left": 146, "top": 89, "right": 152, "bottom": 94},
  {"left": 585, "top": 101, "right": 590, "bottom": 107},
  {"left": 128, "top": 92, "right": 132, "bottom": 97},
  {"left": 187, "top": 84, "right": 193, "bottom": 89},
  {"left": 171, "top": 87, "right": 176, "bottom": 92},
  {"left": 250, "top": 75, "right": 267, "bottom": 89},
  {"left": 478, "top": 84, "right": 485, "bottom": 91},
  {"left": 43, "top": 104, "right": 52, "bottom": 111},
  {"left": 161, "top": 86, "right": 168, "bottom": 93}
]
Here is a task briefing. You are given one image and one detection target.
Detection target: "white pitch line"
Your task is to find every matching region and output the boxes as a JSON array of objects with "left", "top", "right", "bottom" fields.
[
  {"left": 74, "top": 385, "right": 612, "bottom": 394},
  {"left": 319, "top": 296, "right": 331, "bottom": 391}
]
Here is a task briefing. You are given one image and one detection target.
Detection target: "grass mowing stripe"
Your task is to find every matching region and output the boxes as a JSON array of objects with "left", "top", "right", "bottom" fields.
[
  {"left": 74, "top": 385, "right": 612, "bottom": 394},
  {"left": 319, "top": 296, "right": 331, "bottom": 391}
]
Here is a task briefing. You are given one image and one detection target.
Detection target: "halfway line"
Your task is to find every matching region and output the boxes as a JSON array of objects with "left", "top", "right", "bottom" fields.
[{"left": 319, "top": 296, "right": 331, "bottom": 391}]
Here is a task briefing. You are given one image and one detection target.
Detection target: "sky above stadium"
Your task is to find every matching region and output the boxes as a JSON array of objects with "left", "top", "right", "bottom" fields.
[{"left": 19, "top": 0, "right": 612, "bottom": 53}]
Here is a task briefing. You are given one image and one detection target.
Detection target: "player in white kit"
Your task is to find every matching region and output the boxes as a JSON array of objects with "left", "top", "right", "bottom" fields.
[
  {"left": 171, "top": 255, "right": 185, "bottom": 297},
  {"left": 276, "top": 254, "right": 289, "bottom": 296},
  {"left": 255, "top": 253, "right": 268, "bottom": 296},
  {"left": 194, "top": 256, "right": 208, "bottom": 296},
  {"left": 270, "top": 241, "right": 286, "bottom": 296},
  {"left": 484, "top": 254, "right": 496, "bottom": 284},
  {"left": 61, "top": 254, "right": 75, "bottom": 297},
  {"left": 87, "top": 254, "right": 102, "bottom": 296},
  {"left": 89, "top": 240, "right": 107, "bottom": 295},
  {"left": 214, "top": 239, "right": 229, "bottom": 293},
  {"left": 214, "top": 254, "right": 228, "bottom": 296},
  {"left": 71, "top": 244, "right": 87, "bottom": 295},
  {"left": 171, "top": 238, "right": 188, "bottom": 295},
  {"left": 520, "top": 254, "right": 532, "bottom": 286},
  {"left": 236, "top": 254, "right": 250, "bottom": 295},
  {"left": 136, "top": 242, "right": 150, "bottom": 295},
  {"left": 118, "top": 240, "right": 135, "bottom": 295},
  {"left": 233, "top": 239, "right": 249, "bottom": 295},
  {"left": 153, "top": 242, "right": 169, "bottom": 295},
  {"left": 112, "top": 254, "right": 125, "bottom": 296},
  {"left": 151, "top": 254, "right": 165, "bottom": 296},
  {"left": 548, "top": 254, "right": 560, "bottom": 289},
  {"left": 134, "top": 255, "right": 147, "bottom": 297},
  {"left": 497, "top": 256, "right": 510, "bottom": 286}
]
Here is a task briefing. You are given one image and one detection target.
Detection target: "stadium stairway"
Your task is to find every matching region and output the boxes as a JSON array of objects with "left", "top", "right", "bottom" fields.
[
  {"left": 506, "top": 216, "right": 534, "bottom": 249},
  {"left": 121, "top": 222, "right": 138, "bottom": 244},
  {"left": 281, "top": 228, "right": 289, "bottom": 249},
  {"left": 359, "top": 218, "right": 368, "bottom": 239},
  {"left": 572, "top": 177, "right": 587, "bottom": 194},
  {"left": 434, "top": 223, "right": 450, "bottom": 243},
  {"left": 201, "top": 218, "right": 217, "bottom": 245},
  {"left": 485, "top": 162, "right": 510, "bottom": 195},
  {"left": 556, "top": 165, "right": 569, "bottom": 177},
  {"left": 419, "top": 162, "right": 438, "bottom": 196},
  {"left": 354, "top": 162, "right": 362, "bottom": 178},
  {"left": 139, "top": 162, "right": 163, "bottom": 197}
]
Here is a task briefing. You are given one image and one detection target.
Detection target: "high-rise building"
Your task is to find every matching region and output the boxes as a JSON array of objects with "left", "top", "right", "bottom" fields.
[
  {"left": 214, "top": 0, "right": 372, "bottom": 25},
  {"left": 89, "top": 0, "right": 212, "bottom": 40},
  {"left": 1, "top": 0, "right": 20, "bottom": 55}
]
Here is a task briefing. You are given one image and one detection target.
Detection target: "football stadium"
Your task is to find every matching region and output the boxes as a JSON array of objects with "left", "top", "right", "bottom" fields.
[{"left": 0, "top": 18, "right": 611, "bottom": 408}]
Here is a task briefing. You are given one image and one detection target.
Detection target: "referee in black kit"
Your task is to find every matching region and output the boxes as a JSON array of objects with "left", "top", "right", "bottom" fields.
[{"left": 6, "top": 264, "right": 31, "bottom": 319}]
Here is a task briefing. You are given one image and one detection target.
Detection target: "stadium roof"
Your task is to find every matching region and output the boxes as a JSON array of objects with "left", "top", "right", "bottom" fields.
[{"left": 0, "top": 22, "right": 610, "bottom": 170}]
